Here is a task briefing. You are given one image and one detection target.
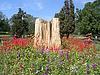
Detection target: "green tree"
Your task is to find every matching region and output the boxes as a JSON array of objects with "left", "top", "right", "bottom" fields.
[
  {"left": 10, "top": 8, "right": 36, "bottom": 38},
  {"left": 27, "top": 14, "right": 37, "bottom": 35},
  {"left": 55, "top": 0, "right": 75, "bottom": 38},
  {"left": 69, "top": 0, "right": 75, "bottom": 35},
  {"left": 74, "top": 8, "right": 81, "bottom": 35},
  {"left": 0, "top": 11, "right": 10, "bottom": 32},
  {"left": 10, "top": 8, "right": 27, "bottom": 37},
  {"left": 75, "top": 0, "right": 100, "bottom": 36}
]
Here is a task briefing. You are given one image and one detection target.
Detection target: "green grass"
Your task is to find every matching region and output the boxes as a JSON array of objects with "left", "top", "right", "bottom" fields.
[{"left": 0, "top": 35, "right": 11, "bottom": 37}]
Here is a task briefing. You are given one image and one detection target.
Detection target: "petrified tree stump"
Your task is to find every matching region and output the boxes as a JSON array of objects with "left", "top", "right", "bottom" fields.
[
  {"left": 34, "top": 18, "right": 61, "bottom": 49},
  {"left": 50, "top": 18, "right": 61, "bottom": 49}
]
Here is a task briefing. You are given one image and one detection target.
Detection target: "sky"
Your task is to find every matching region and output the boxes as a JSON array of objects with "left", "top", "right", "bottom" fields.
[{"left": 0, "top": 0, "right": 95, "bottom": 20}]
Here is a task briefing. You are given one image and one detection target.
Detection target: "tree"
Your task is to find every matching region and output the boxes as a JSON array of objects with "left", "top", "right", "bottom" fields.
[
  {"left": 10, "top": 8, "right": 36, "bottom": 38},
  {"left": 26, "top": 14, "right": 37, "bottom": 35},
  {"left": 0, "top": 11, "right": 10, "bottom": 32},
  {"left": 55, "top": 0, "right": 75, "bottom": 38},
  {"left": 10, "top": 8, "right": 27, "bottom": 37},
  {"left": 75, "top": 0, "right": 100, "bottom": 36},
  {"left": 68, "top": 0, "right": 75, "bottom": 35},
  {"left": 74, "top": 8, "right": 82, "bottom": 35}
]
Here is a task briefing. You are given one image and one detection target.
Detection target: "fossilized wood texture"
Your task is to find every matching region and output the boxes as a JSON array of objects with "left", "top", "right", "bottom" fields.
[
  {"left": 50, "top": 18, "right": 61, "bottom": 48},
  {"left": 34, "top": 18, "right": 61, "bottom": 49}
]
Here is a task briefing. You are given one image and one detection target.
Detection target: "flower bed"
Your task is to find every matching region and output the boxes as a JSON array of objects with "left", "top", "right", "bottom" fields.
[
  {"left": 0, "top": 46, "right": 99, "bottom": 75},
  {"left": 0, "top": 36, "right": 99, "bottom": 74}
]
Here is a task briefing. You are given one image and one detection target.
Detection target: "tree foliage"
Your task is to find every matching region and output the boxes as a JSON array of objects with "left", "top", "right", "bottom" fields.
[
  {"left": 55, "top": 0, "right": 75, "bottom": 38},
  {"left": 75, "top": 0, "right": 100, "bottom": 36},
  {"left": 10, "top": 8, "right": 36, "bottom": 38},
  {"left": 0, "top": 11, "right": 10, "bottom": 32}
]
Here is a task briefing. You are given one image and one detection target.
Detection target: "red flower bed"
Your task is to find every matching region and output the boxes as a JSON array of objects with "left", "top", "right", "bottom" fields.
[
  {"left": 0, "top": 35, "right": 96, "bottom": 53},
  {"left": 0, "top": 36, "right": 30, "bottom": 52},
  {"left": 62, "top": 36, "right": 96, "bottom": 52},
  {"left": 12, "top": 37, "right": 29, "bottom": 47}
]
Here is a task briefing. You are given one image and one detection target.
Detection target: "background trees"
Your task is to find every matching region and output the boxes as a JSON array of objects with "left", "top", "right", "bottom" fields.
[
  {"left": 10, "top": 8, "right": 28, "bottom": 37},
  {"left": 0, "top": 11, "right": 10, "bottom": 32},
  {"left": 0, "top": 0, "right": 99, "bottom": 38},
  {"left": 55, "top": 0, "right": 75, "bottom": 38},
  {"left": 75, "top": 0, "right": 100, "bottom": 36},
  {"left": 10, "top": 8, "right": 36, "bottom": 38},
  {"left": 27, "top": 15, "right": 37, "bottom": 35},
  {"left": 55, "top": 0, "right": 100, "bottom": 37}
]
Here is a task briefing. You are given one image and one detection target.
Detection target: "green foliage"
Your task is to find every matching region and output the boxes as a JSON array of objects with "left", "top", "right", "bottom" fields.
[
  {"left": 27, "top": 16, "right": 37, "bottom": 35},
  {"left": 10, "top": 8, "right": 28, "bottom": 37},
  {"left": 0, "top": 46, "right": 99, "bottom": 75},
  {"left": 10, "top": 8, "right": 36, "bottom": 37},
  {"left": 75, "top": 0, "right": 100, "bottom": 36},
  {"left": 0, "top": 12, "right": 10, "bottom": 32},
  {"left": 69, "top": 0, "right": 75, "bottom": 34},
  {"left": 55, "top": 0, "right": 75, "bottom": 38}
]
